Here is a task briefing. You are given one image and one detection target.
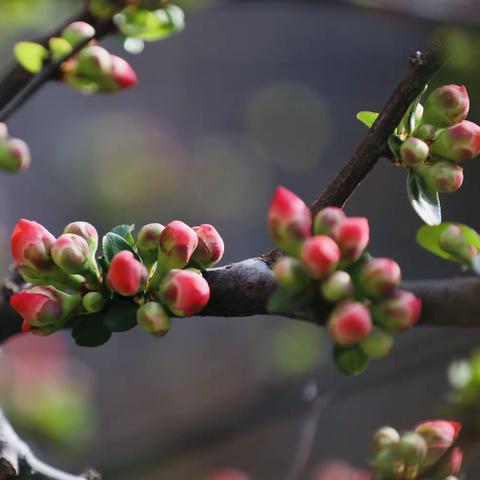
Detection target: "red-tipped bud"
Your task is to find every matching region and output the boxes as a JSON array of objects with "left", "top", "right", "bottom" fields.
[
  {"left": 313, "top": 207, "right": 346, "bottom": 237},
  {"left": 63, "top": 221, "right": 98, "bottom": 255},
  {"left": 158, "top": 269, "right": 210, "bottom": 317},
  {"left": 328, "top": 301, "right": 372, "bottom": 345},
  {"left": 110, "top": 54, "right": 138, "bottom": 90},
  {"left": 335, "top": 217, "right": 370, "bottom": 263},
  {"left": 372, "top": 290, "right": 421, "bottom": 333},
  {"left": 11, "top": 219, "right": 55, "bottom": 273},
  {"left": 360, "top": 327, "right": 394, "bottom": 359},
  {"left": 136, "top": 223, "right": 164, "bottom": 268},
  {"left": 61, "top": 21, "right": 95, "bottom": 46},
  {"left": 358, "top": 257, "right": 402, "bottom": 298},
  {"left": 51, "top": 234, "right": 91, "bottom": 275},
  {"left": 321, "top": 270, "right": 353, "bottom": 302},
  {"left": 419, "top": 161, "right": 464, "bottom": 193},
  {"left": 373, "top": 426, "right": 400, "bottom": 450},
  {"left": 82, "top": 291, "right": 106, "bottom": 313},
  {"left": 190, "top": 224, "right": 225, "bottom": 269},
  {"left": 438, "top": 225, "right": 477, "bottom": 263},
  {"left": 301, "top": 235, "right": 341, "bottom": 279},
  {"left": 430, "top": 120, "right": 480, "bottom": 162},
  {"left": 400, "top": 137, "right": 429, "bottom": 167},
  {"left": 268, "top": 186, "right": 312, "bottom": 256},
  {"left": 107, "top": 250, "right": 147, "bottom": 296},
  {"left": 136, "top": 302, "right": 171, "bottom": 336},
  {"left": 159, "top": 220, "right": 198, "bottom": 270},
  {"left": 10, "top": 286, "right": 81, "bottom": 329},
  {"left": 0, "top": 138, "right": 31, "bottom": 173},
  {"left": 272, "top": 256, "right": 309, "bottom": 288},
  {"left": 415, "top": 420, "right": 461, "bottom": 469},
  {"left": 206, "top": 469, "right": 250, "bottom": 480},
  {"left": 423, "top": 84, "right": 470, "bottom": 128}
]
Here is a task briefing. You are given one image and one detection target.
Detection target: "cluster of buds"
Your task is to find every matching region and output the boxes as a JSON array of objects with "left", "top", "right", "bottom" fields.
[
  {"left": 9, "top": 219, "right": 223, "bottom": 341},
  {"left": 398, "top": 85, "right": 480, "bottom": 194},
  {"left": 372, "top": 420, "right": 463, "bottom": 479},
  {"left": 61, "top": 22, "right": 138, "bottom": 94},
  {"left": 268, "top": 187, "right": 422, "bottom": 374},
  {"left": 0, "top": 123, "right": 31, "bottom": 173}
]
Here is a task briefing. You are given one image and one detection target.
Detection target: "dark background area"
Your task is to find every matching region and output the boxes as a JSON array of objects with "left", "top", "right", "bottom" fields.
[{"left": 1, "top": 1, "right": 480, "bottom": 478}]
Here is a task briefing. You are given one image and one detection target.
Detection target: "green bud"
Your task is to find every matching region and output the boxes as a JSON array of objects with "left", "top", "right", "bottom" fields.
[
  {"left": 360, "top": 327, "right": 394, "bottom": 359},
  {"left": 136, "top": 223, "right": 164, "bottom": 268},
  {"left": 401, "top": 137, "right": 429, "bottom": 167},
  {"left": 76, "top": 45, "right": 112, "bottom": 80},
  {"left": 273, "top": 257, "right": 309, "bottom": 288},
  {"left": 398, "top": 432, "right": 428, "bottom": 468},
  {"left": 137, "top": 302, "right": 171, "bottom": 336},
  {"left": 438, "top": 225, "right": 477, "bottom": 264},
  {"left": 416, "top": 123, "right": 438, "bottom": 142},
  {"left": 0, "top": 137, "right": 31, "bottom": 173},
  {"left": 62, "top": 22, "right": 96, "bottom": 47},
  {"left": 372, "top": 426, "right": 400, "bottom": 451},
  {"left": 321, "top": 270, "right": 353, "bottom": 302},
  {"left": 82, "top": 292, "right": 106, "bottom": 313}
]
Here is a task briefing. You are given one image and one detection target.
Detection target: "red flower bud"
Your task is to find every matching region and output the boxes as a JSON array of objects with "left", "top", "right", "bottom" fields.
[
  {"left": 438, "top": 225, "right": 477, "bottom": 263},
  {"left": 51, "top": 234, "right": 91, "bottom": 275},
  {"left": 301, "top": 235, "right": 341, "bottom": 279},
  {"left": 358, "top": 257, "right": 402, "bottom": 298},
  {"left": 110, "top": 54, "right": 138, "bottom": 90},
  {"left": 431, "top": 120, "right": 480, "bottom": 162},
  {"left": 335, "top": 217, "right": 370, "bottom": 263},
  {"left": 268, "top": 186, "right": 312, "bottom": 256},
  {"left": 0, "top": 138, "right": 31, "bottom": 173},
  {"left": 137, "top": 223, "right": 165, "bottom": 268},
  {"left": 64, "top": 221, "right": 98, "bottom": 255},
  {"left": 107, "top": 250, "right": 147, "bottom": 296},
  {"left": 313, "top": 207, "right": 346, "bottom": 237},
  {"left": 159, "top": 220, "right": 198, "bottom": 270},
  {"left": 11, "top": 219, "right": 55, "bottom": 273},
  {"left": 415, "top": 420, "right": 461, "bottom": 469},
  {"left": 372, "top": 290, "right": 421, "bottom": 332},
  {"left": 328, "top": 301, "right": 372, "bottom": 345},
  {"left": 136, "top": 302, "right": 171, "bottom": 336},
  {"left": 419, "top": 161, "right": 464, "bottom": 193},
  {"left": 62, "top": 21, "right": 96, "bottom": 46},
  {"left": 10, "top": 286, "right": 81, "bottom": 329},
  {"left": 400, "top": 137, "right": 429, "bottom": 167},
  {"left": 190, "top": 224, "right": 225, "bottom": 269},
  {"left": 158, "top": 269, "right": 210, "bottom": 317},
  {"left": 321, "top": 270, "right": 353, "bottom": 302},
  {"left": 423, "top": 84, "right": 470, "bottom": 128},
  {"left": 206, "top": 469, "right": 250, "bottom": 480}
]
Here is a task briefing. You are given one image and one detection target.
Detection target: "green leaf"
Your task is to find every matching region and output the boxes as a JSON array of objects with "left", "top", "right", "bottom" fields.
[
  {"left": 14, "top": 42, "right": 49, "bottom": 73},
  {"left": 387, "top": 134, "right": 402, "bottom": 160},
  {"left": 48, "top": 37, "right": 73, "bottom": 61},
  {"left": 267, "top": 285, "right": 313, "bottom": 315},
  {"left": 417, "top": 223, "right": 480, "bottom": 263},
  {"left": 72, "top": 315, "right": 112, "bottom": 347},
  {"left": 356, "top": 111, "right": 379, "bottom": 129},
  {"left": 111, "top": 224, "right": 135, "bottom": 246},
  {"left": 102, "top": 232, "right": 138, "bottom": 264},
  {"left": 407, "top": 169, "right": 441, "bottom": 225},
  {"left": 103, "top": 299, "right": 138, "bottom": 332},
  {"left": 333, "top": 344, "right": 369, "bottom": 376}
]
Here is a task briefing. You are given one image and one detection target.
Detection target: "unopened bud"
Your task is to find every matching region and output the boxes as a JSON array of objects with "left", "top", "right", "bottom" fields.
[
  {"left": 64, "top": 221, "right": 98, "bottom": 256},
  {"left": 397, "top": 432, "right": 428, "bottom": 471},
  {"left": 328, "top": 301, "right": 372, "bottom": 345},
  {"left": 62, "top": 22, "right": 95, "bottom": 46},
  {"left": 76, "top": 45, "right": 113, "bottom": 79},
  {"left": 268, "top": 186, "right": 312, "bottom": 256},
  {"left": 419, "top": 161, "right": 464, "bottom": 193},
  {"left": 423, "top": 84, "right": 470, "bottom": 128},
  {"left": 273, "top": 256, "right": 309, "bottom": 288},
  {"left": 335, "top": 217, "right": 370, "bottom": 263},
  {"left": 107, "top": 250, "right": 147, "bottom": 296},
  {"left": 401, "top": 137, "right": 429, "bottom": 167},
  {"left": 190, "top": 224, "right": 225, "bottom": 269},
  {"left": 430, "top": 120, "right": 480, "bottom": 162},
  {"left": 438, "top": 225, "right": 477, "bottom": 264},
  {"left": 360, "top": 327, "right": 394, "bottom": 359},
  {"left": 301, "top": 235, "right": 341, "bottom": 279},
  {"left": 137, "top": 223, "right": 164, "bottom": 268},
  {"left": 51, "top": 233, "right": 92, "bottom": 275},
  {"left": 82, "top": 292, "right": 106, "bottom": 313},
  {"left": 373, "top": 426, "right": 400, "bottom": 451},
  {"left": 159, "top": 220, "right": 198, "bottom": 270},
  {"left": 313, "top": 207, "right": 346, "bottom": 237},
  {"left": 417, "top": 124, "right": 438, "bottom": 142},
  {"left": 109, "top": 54, "right": 138, "bottom": 91},
  {"left": 321, "top": 270, "right": 353, "bottom": 302},
  {"left": 358, "top": 257, "right": 402, "bottom": 298},
  {"left": 137, "top": 302, "right": 171, "bottom": 336},
  {"left": 0, "top": 137, "right": 31, "bottom": 173}
]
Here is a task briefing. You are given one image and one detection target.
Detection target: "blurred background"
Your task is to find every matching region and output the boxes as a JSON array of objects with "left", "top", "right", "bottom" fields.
[{"left": 1, "top": 0, "right": 480, "bottom": 478}]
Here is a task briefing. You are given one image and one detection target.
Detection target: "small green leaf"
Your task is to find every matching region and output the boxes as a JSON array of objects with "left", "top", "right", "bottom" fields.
[
  {"left": 417, "top": 223, "right": 480, "bottom": 263},
  {"left": 72, "top": 315, "right": 112, "bottom": 347},
  {"left": 333, "top": 344, "right": 369, "bottom": 376},
  {"left": 407, "top": 169, "right": 441, "bottom": 225},
  {"left": 387, "top": 134, "right": 402, "bottom": 160},
  {"left": 102, "top": 232, "right": 138, "bottom": 264},
  {"left": 103, "top": 299, "right": 138, "bottom": 332},
  {"left": 356, "top": 111, "right": 379, "bottom": 129},
  {"left": 267, "top": 285, "right": 313, "bottom": 315},
  {"left": 111, "top": 224, "right": 135, "bottom": 245},
  {"left": 48, "top": 37, "right": 73, "bottom": 61},
  {"left": 14, "top": 42, "right": 49, "bottom": 73}
]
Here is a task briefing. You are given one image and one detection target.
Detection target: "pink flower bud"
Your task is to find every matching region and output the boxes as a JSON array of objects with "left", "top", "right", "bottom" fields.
[
  {"left": 358, "top": 257, "right": 402, "bottom": 298},
  {"left": 206, "top": 469, "right": 250, "bottom": 480},
  {"left": 438, "top": 225, "right": 477, "bottom": 263},
  {"left": 430, "top": 120, "right": 480, "bottom": 162},
  {"left": 136, "top": 302, "right": 171, "bottom": 336},
  {"left": 61, "top": 21, "right": 95, "bottom": 46},
  {"left": 76, "top": 45, "right": 112, "bottom": 79},
  {"left": 137, "top": 223, "right": 164, "bottom": 268},
  {"left": 110, "top": 55, "right": 138, "bottom": 91},
  {"left": 360, "top": 327, "right": 393, "bottom": 359},
  {"left": 327, "top": 301, "right": 372, "bottom": 345},
  {"left": 415, "top": 420, "right": 461, "bottom": 469},
  {"left": 64, "top": 221, "right": 98, "bottom": 255},
  {"left": 159, "top": 220, "right": 198, "bottom": 270},
  {"left": 158, "top": 269, "right": 210, "bottom": 317},
  {"left": 301, "top": 235, "right": 341, "bottom": 279},
  {"left": 107, "top": 250, "right": 147, "bottom": 296},
  {"left": 10, "top": 286, "right": 81, "bottom": 329},
  {"left": 190, "top": 224, "right": 225, "bottom": 269},
  {"left": 11, "top": 219, "right": 55, "bottom": 273},
  {"left": 419, "top": 161, "right": 464, "bottom": 193},
  {"left": 0, "top": 138, "right": 31, "bottom": 173},
  {"left": 51, "top": 234, "right": 91, "bottom": 275},
  {"left": 313, "top": 207, "right": 346, "bottom": 236},
  {"left": 423, "top": 85, "right": 470, "bottom": 128},
  {"left": 372, "top": 290, "right": 421, "bottom": 332},
  {"left": 400, "top": 137, "right": 429, "bottom": 167},
  {"left": 268, "top": 186, "right": 312, "bottom": 256},
  {"left": 335, "top": 217, "right": 370, "bottom": 263},
  {"left": 321, "top": 270, "right": 353, "bottom": 302}
]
